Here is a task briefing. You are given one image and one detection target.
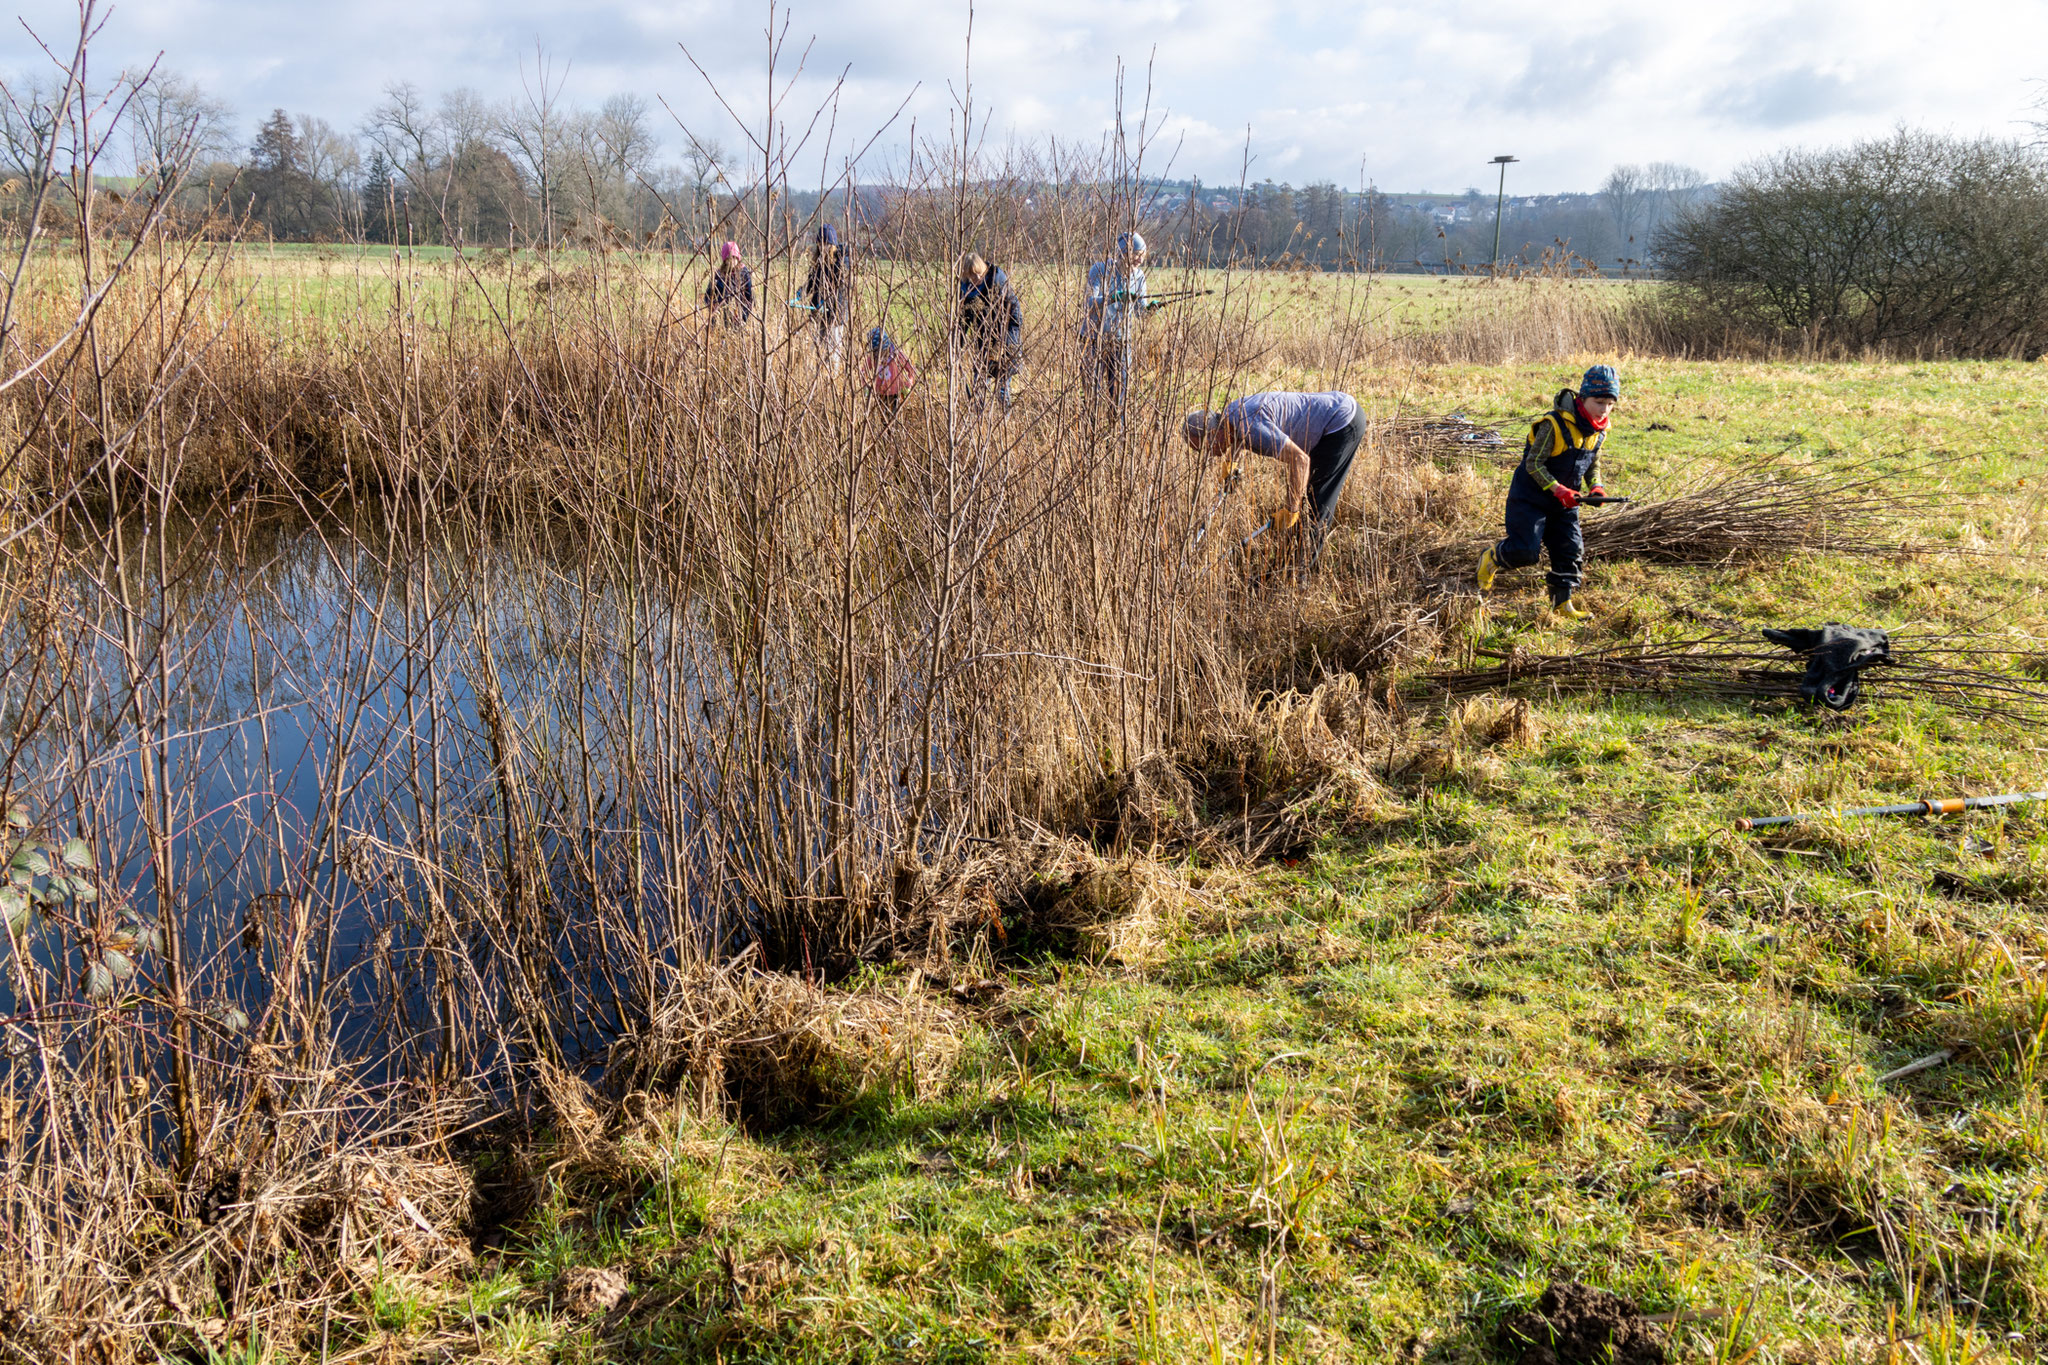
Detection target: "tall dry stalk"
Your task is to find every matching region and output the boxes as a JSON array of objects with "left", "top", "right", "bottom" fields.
[{"left": 0, "top": 16, "right": 1617, "bottom": 1349}]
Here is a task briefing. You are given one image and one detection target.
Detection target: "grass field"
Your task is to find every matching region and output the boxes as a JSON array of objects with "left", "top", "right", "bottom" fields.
[
  {"left": 302, "top": 356, "right": 2048, "bottom": 1362},
  {"left": 191, "top": 242, "right": 1625, "bottom": 345}
]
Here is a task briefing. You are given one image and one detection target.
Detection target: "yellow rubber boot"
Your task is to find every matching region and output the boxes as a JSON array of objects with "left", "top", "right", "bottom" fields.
[
  {"left": 1476, "top": 545, "right": 1498, "bottom": 591},
  {"left": 1551, "top": 596, "right": 1590, "bottom": 620}
]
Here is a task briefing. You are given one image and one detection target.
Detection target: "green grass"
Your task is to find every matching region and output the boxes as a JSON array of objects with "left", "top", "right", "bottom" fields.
[
  {"left": 90, "top": 243, "right": 1628, "bottom": 345},
  {"left": 202, "top": 357, "right": 2048, "bottom": 1359}
]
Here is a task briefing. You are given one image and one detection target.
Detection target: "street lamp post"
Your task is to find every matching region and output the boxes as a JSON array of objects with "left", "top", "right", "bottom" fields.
[{"left": 1490, "top": 155, "right": 1518, "bottom": 275}]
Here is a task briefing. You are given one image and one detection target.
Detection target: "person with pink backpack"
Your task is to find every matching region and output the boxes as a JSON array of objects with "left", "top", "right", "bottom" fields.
[{"left": 867, "top": 328, "right": 916, "bottom": 415}]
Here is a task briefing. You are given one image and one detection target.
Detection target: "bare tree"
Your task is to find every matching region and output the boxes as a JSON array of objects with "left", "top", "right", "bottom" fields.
[
  {"left": 360, "top": 80, "right": 443, "bottom": 197},
  {"left": 0, "top": 70, "right": 71, "bottom": 201},
  {"left": 121, "top": 69, "right": 235, "bottom": 189},
  {"left": 593, "top": 93, "right": 657, "bottom": 181},
  {"left": 495, "top": 45, "right": 569, "bottom": 249},
  {"left": 569, "top": 92, "right": 658, "bottom": 235},
  {"left": 1600, "top": 163, "right": 1651, "bottom": 258},
  {"left": 438, "top": 87, "right": 497, "bottom": 161},
  {"left": 297, "top": 113, "right": 361, "bottom": 239},
  {"left": 1659, "top": 130, "right": 2048, "bottom": 355},
  {"left": 1643, "top": 161, "right": 1708, "bottom": 239}
]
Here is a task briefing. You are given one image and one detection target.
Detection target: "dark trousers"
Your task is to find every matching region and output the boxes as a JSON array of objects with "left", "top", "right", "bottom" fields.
[
  {"left": 1496, "top": 495, "right": 1583, "bottom": 601},
  {"left": 967, "top": 348, "right": 1017, "bottom": 411},
  {"left": 1085, "top": 336, "right": 1130, "bottom": 404},
  {"left": 1305, "top": 412, "right": 1364, "bottom": 529}
]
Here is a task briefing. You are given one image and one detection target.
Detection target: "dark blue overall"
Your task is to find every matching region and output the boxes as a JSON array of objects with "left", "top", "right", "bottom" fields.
[{"left": 1496, "top": 408, "right": 1603, "bottom": 602}]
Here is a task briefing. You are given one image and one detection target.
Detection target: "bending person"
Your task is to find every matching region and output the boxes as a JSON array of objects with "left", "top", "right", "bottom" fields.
[
  {"left": 955, "top": 252, "right": 1024, "bottom": 413},
  {"left": 1181, "top": 390, "right": 1364, "bottom": 555}
]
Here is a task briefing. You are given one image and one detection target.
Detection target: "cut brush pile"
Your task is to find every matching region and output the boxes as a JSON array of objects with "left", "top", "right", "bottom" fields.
[
  {"left": 1412, "top": 631, "right": 2048, "bottom": 725},
  {"left": 1418, "top": 452, "right": 1963, "bottom": 576}
]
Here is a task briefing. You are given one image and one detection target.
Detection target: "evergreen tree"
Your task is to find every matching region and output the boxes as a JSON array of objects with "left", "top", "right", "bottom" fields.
[
  {"left": 363, "top": 150, "right": 395, "bottom": 243},
  {"left": 246, "top": 108, "right": 313, "bottom": 238}
]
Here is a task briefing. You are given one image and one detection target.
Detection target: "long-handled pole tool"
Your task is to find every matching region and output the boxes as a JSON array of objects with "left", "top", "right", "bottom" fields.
[{"left": 1736, "top": 789, "right": 2048, "bottom": 831}]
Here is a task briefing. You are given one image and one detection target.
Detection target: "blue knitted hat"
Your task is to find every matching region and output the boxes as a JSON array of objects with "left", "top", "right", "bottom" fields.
[
  {"left": 1579, "top": 364, "right": 1620, "bottom": 400},
  {"left": 817, "top": 223, "right": 839, "bottom": 247}
]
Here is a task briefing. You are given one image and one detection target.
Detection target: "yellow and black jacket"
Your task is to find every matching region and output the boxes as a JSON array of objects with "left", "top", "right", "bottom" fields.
[{"left": 1508, "top": 388, "right": 1604, "bottom": 504}]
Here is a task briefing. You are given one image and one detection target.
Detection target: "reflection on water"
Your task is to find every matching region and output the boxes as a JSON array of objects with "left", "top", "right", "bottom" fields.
[{"left": 2, "top": 510, "right": 710, "bottom": 1084}]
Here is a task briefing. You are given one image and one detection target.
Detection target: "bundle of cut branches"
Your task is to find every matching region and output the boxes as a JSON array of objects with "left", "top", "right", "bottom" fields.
[
  {"left": 1419, "top": 452, "right": 1964, "bottom": 574},
  {"left": 1581, "top": 453, "right": 1959, "bottom": 563},
  {"left": 1375, "top": 411, "right": 1515, "bottom": 456},
  {"left": 1411, "top": 631, "right": 2048, "bottom": 725}
]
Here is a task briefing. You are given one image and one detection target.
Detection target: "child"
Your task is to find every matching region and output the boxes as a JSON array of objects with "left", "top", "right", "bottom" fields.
[
  {"left": 1476, "top": 364, "right": 1620, "bottom": 619},
  {"left": 867, "top": 327, "right": 916, "bottom": 414}
]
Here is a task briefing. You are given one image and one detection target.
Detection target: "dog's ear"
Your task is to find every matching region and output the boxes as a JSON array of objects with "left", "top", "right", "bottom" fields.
[{"left": 1763, "top": 627, "right": 1824, "bottom": 653}]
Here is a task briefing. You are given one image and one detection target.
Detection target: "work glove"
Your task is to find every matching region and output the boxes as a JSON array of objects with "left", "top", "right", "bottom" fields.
[
  {"left": 1550, "top": 484, "right": 1580, "bottom": 510},
  {"left": 1220, "top": 463, "right": 1243, "bottom": 493},
  {"left": 1266, "top": 507, "right": 1300, "bottom": 532}
]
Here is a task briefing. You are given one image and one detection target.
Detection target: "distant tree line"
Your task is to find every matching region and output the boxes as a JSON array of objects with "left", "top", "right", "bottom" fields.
[
  {"left": 1128, "top": 163, "right": 1709, "bottom": 274},
  {"left": 0, "top": 63, "right": 736, "bottom": 249}
]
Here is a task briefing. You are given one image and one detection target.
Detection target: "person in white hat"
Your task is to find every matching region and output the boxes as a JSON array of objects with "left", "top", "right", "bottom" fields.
[{"left": 1083, "top": 231, "right": 1151, "bottom": 404}]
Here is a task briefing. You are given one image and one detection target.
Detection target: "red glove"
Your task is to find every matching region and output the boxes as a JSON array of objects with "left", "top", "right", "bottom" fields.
[
  {"left": 1551, "top": 484, "right": 1580, "bottom": 510},
  {"left": 1589, "top": 485, "right": 1606, "bottom": 500}
]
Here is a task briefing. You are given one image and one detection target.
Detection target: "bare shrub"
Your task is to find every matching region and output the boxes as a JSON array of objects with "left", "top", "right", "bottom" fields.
[{"left": 1657, "top": 130, "right": 2048, "bottom": 358}]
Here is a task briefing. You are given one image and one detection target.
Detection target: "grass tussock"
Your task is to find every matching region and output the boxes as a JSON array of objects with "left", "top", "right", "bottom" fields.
[{"left": 603, "top": 956, "right": 964, "bottom": 1132}]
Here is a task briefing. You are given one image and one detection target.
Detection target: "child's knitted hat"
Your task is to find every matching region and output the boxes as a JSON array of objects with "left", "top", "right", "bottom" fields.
[{"left": 1579, "top": 364, "right": 1620, "bottom": 400}]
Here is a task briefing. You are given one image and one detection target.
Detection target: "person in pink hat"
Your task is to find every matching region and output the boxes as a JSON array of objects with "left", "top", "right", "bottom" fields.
[{"left": 704, "top": 240, "right": 754, "bottom": 329}]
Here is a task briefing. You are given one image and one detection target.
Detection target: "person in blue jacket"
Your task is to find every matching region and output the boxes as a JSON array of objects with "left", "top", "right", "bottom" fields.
[
  {"left": 1476, "top": 364, "right": 1620, "bottom": 619},
  {"left": 955, "top": 252, "right": 1024, "bottom": 413},
  {"left": 1181, "top": 390, "right": 1364, "bottom": 558}
]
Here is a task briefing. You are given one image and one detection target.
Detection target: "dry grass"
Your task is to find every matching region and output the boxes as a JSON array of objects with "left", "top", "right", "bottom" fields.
[
  {"left": 603, "top": 955, "right": 964, "bottom": 1131},
  {"left": 0, "top": 37, "right": 1730, "bottom": 1356}
]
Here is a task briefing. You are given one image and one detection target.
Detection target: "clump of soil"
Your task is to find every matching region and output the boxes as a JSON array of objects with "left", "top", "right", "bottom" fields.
[{"left": 1495, "top": 1281, "right": 1666, "bottom": 1365}]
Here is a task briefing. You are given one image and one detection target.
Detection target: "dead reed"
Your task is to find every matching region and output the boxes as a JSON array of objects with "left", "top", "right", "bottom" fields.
[{"left": 0, "top": 22, "right": 1483, "bottom": 1351}]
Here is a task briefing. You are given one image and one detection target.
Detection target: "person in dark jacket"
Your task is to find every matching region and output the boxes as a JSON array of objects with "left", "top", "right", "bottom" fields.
[
  {"left": 703, "top": 240, "right": 753, "bottom": 328},
  {"left": 800, "top": 223, "right": 851, "bottom": 364},
  {"left": 1476, "top": 364, "right": 1621, "bottom": 619},
  {"left": 955, "top": 252, "right": 1023, "bottom": 413}
]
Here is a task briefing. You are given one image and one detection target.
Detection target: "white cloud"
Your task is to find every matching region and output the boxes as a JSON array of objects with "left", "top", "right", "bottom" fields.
[{"left": 2, "top": 0, "right": 2043, "bottom": 189}]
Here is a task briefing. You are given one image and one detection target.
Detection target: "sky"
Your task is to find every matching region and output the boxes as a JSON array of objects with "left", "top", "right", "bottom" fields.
[{"left": 4, "top": 0, "right": 2045, "bottom": 192}]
